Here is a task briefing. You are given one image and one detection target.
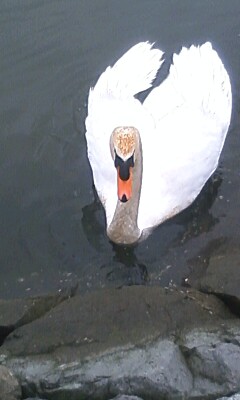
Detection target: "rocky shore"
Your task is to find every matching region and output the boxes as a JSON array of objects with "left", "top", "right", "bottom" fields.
[{"left": 0, "top": 238, "right": 240, "bottom": 400}]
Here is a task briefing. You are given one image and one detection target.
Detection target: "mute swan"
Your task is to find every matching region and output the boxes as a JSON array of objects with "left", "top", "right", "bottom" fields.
[{"left": 85, "top": 42, "right": 232, "bottom": 245}]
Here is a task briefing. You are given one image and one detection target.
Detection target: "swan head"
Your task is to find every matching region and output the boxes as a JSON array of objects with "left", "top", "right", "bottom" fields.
[
  {"left": 110, "top": 126, "right": 140, "bottom": 203},
  {"left": 108, "top": 126, "right": 142, "bottom": 245}
]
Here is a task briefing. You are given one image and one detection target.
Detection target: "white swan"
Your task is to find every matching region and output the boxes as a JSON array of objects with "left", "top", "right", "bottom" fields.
[{"left": 85, "top": 42, "right": 232, "bottom": 245}]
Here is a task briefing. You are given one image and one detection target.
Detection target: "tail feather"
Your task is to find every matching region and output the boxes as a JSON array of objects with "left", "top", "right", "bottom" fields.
[{"left": 90, "top": 42, "right": 164, "bottom": 101}]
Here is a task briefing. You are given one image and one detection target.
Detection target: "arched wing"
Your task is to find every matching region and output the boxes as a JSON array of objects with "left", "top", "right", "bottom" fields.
[{"left": 138, "top": 43, "right": 232, "bottom": 231}]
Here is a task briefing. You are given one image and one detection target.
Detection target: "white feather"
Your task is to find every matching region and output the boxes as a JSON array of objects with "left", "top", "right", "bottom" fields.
[
  {"left": 85, "top": 41, "right": 232, "bottom": 237},
  {"left": 89, "top": 42, "right": 163, "bottom": 102}
]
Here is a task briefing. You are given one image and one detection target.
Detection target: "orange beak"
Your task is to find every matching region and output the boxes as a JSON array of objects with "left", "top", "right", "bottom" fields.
[{"left": 117, "top": 166, "right": 133, "bottom": 202}]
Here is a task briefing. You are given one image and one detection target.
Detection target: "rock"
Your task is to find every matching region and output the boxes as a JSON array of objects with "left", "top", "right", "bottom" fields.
[
  {"left": 1, "top": 286, "right": 240, "bottom": 399},
  {"left": 0, "top": 286, "right": 234, "bottom": 359},
  {"left": 3, "top": 341, "right": 192, "bottom": 399},
  {"left": 0, "top": 286, "right": 77, "bottom": 346},
  {"left": 218, "top": 395, "right": 240, "bottom": 400},
  {"left": 110, "top": 396, "right": 144, "bottom": 400},
  {"left": 187, "top": 238, "right": 240, "bottom": 316},
  {"left": 180, "top": 324, "right": 240, "bottom": 398},
  {"left": 0, "top": 365, "right": 21, "bottom": 400}
]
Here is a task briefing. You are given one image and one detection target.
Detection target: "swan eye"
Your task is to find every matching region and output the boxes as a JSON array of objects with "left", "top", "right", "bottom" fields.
[{"left": 114, "top": 152, "right": 134, "bottom": 181}]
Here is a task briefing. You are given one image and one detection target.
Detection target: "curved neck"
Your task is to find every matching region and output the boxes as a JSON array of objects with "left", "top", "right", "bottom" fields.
[{"left": 107, "top": 139, "right": 142, "bottom": 245}]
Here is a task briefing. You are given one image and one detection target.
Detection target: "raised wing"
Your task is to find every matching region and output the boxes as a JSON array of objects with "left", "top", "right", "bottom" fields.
[
  {"left": 138, "top": 42, "right": 232, "bottom": 231},
  {"left": 144, "top": 42, "right": 231, "bottom": 129},
  {"left": 85, "top": 42, "right": 164, "bottom": 225}
]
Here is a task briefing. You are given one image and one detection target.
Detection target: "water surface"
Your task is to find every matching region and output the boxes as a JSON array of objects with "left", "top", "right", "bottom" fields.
[{"left": 0, "top": 0, "right": 240, "bottom": 298}]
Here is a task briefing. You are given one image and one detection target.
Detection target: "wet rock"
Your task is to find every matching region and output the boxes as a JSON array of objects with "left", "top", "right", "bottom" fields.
[
  {"left": 180, "top": 324, "right": 240, "bottom": 398},
  {"left": 110, "top": 396, "right": 144, "bottom": 400},
  {"left": 1, "top": 286, "right": 240, "bottom": 399},
  {"left": 0, "top": 298, "right": 31, "bottom": 345},
  {"left": 0, "top": 365, "right": 21, "bottom": 400},
  {"left": 0, "top": 286, "right": 77, "bottom": 345},
  {"left": 0, "top": 286, "right": 234, "bottom": 359},
  {"left": 187, "top": 238, "right": 240, "bottom": 316}
]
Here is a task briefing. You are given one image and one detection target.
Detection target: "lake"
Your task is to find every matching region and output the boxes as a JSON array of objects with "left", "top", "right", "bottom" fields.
[{"left": 0, "top": 0, "right": 240, "bottom": 298}]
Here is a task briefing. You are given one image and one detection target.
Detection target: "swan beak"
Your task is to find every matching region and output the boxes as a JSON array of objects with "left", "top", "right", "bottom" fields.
[
  {"left": 114, "top": 152, "right": 134, "bottom": 202},
  {"left": 117, "top": 166, "right": 133, "bottom": 202}
]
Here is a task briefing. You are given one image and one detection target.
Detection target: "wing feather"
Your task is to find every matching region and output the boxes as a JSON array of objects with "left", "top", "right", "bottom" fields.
[
  {"left": 85, "top": 41, "right": 232, "bottom": 235},
  {"left": 86, "top": 42, "right": 164, "bottom": 225},
  {"left": 138, "top": 42, "right": 232, "bottom": 231}
]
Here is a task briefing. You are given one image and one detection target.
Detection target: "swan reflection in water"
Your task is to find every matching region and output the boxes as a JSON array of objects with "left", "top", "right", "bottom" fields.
[{"left": 81, "top": 170, "right": 223, "bottom": 286}]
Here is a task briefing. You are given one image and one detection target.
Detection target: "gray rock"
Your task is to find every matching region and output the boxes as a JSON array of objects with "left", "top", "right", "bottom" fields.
[
  {"left": 1, "top": 286, "right": 240, "bottom": 399},
  {"left": 0, "top": 286, "right": 77, "bottom": 346},
  {"left": 181, "top": 325, "right": 240, "bottom": 398},
  {"left": 1, "top": 340, "right": 192, "bottom": 399},
  {"left": 218, "top": 395, "right": 240, "bottom": 400},
  {"left": 0, "top": 365, "right": 21, "bottom": 400},
  {"left": 188, "top": 238, "right": 240, "bottom": 315},
  {"left": 4, "top": 322, "right": 240, "bottom": 400},
  {"left": 110, "top": 396, "right": 144, "bottom": 400},
  {"left": 0, "top": 286, "right": 234, "bottom": 359}
]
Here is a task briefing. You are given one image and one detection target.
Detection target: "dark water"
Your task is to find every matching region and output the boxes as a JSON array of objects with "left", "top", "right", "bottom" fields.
[{"left": 0, "top": 0, "right": 240, "bottom": 299}]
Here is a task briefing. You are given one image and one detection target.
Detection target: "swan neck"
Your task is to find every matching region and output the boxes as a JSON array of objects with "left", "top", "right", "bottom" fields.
[{"left": 107, "top": 138, "right": 142, "bottom": 245}]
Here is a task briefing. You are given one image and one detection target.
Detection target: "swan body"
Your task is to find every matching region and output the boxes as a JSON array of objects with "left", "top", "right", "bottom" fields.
[{"left": 85, "top": 41, "right": 232, "bottom": 244}]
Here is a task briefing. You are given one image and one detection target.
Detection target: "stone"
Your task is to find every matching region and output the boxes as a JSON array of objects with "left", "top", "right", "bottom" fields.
[
  {"left": 1, "top": 286, "right": 240, "bottom": 399},
  {"left": 180, "top": 323, "right": 240, "bottom": 398},
  {"left": 0, "top": 286, "right": 77, "bottom": 346},
  {"left": 187, "top": 238, "right": 240, "bottom": 316},
  {"left": 0, "top": 365, "right": 21, "bottom": 400},
  {"left": 0, "top": 286, "right": 234, "bottom": 359},
  {"left": 110, "top": 396, "right": 144, "bottom": 400}
]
